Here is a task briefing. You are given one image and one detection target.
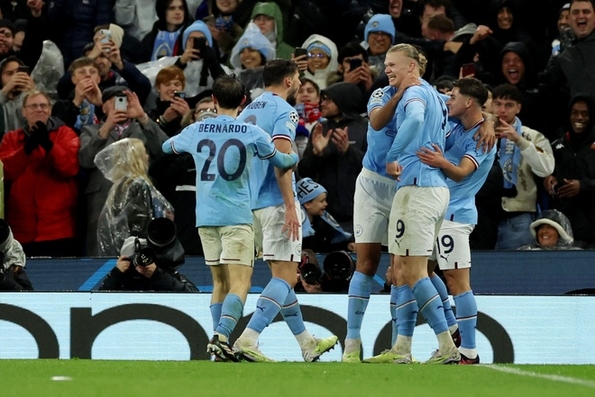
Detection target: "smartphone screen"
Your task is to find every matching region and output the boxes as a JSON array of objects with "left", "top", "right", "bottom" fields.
[
  {"left": 349, "top": 58, "right": 363, "bottom": 71},
  {"left": 462, "top": 63, "right": 476, "bottom": 77},
  {"left": 114, "top": 95, "right": 127, "bottom": 111},
  {"left": 294, "top": 47, "right": 308, "bottom": 58}
]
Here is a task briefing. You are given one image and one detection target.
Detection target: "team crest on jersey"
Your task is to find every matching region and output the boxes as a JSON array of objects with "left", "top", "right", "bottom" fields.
[
  {"left": 354, "top": 224, "right": 363, "bottom": 237},
  {"left": 289, "top": 111, "right": 299, "bottom": 125}
]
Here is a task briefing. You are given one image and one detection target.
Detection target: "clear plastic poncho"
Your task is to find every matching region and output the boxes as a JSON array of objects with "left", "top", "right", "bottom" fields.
[{"left": 94, "top": 138, "right": 174, "bottom": 256}]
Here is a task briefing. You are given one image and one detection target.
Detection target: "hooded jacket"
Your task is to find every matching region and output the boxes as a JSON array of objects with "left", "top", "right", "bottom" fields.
[
  {"left": 549, "top": 93, "right": 595, "bottom": 244},
  {"left": 301, "top": 34, "right": 339, "bottom": 90},
  {"left": 298, "top": 82, "right": 368, "bottom": 232},
  {"left": 249, "top": 2, "right": 294, "bottom": 60},
  {"left": 519, "top": 209, "right": 579, "bottom": 250}
]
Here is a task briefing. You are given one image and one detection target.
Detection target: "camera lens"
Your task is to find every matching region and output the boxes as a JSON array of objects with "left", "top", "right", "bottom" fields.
[
  {"left": 148, "top": 218, "right": 177, "bottom": 248},
  {"left": 132, "top": 247, "right": 156, "bottom": 267},
  {"left": 299, "top": 263, "right": 322, "bottom": 285}
]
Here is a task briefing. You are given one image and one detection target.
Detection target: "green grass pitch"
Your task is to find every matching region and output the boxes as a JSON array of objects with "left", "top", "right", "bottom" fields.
[{"left": 2, "top": 360, "right": 595, "bottom": 397}]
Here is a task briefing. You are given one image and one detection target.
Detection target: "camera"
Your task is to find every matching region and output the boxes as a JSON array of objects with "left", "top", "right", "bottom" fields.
[
  {"left": 298, "top": 249, "right": 322, "bottom": 285},
  {"left": 129, "top": 238, "right": 156, "bottom": 267},
  {"left": 323, "top": 251, "right": 355, "bottom": 284}
]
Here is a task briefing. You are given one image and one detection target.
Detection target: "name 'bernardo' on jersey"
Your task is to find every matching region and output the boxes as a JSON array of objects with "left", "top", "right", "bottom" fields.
[{"left": 197, "top": 123, "right": 248, "bottom": 133}]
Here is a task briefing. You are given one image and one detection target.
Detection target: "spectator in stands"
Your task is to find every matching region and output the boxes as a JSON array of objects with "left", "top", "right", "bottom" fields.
[
  {"left": 486, "top": 0, "right": 536, "bottom": 52},
  {"left": 0, "top": 90, "right": 80, "bottom": 257},
  {"left": 297, "top": 177, "right": 354, "bottom": 254},
  {"left": 550, "top": 3, "right": 574, "bottom": 57},
  {"left": 421, "top": 13, "right": 476, "bottom": 79},
  {"left": 0, "top": 55, "right": 36, "bottom": 134},
  {"left": 142, "top": 0, "right": 193, "bottom": 62},
  {"left": 78, "top": 86, "right": 168, "bottom": 256},
  {"left": 249, "top": 1, "right": 293, "bottom": 60},
  {"left": 229, "top": 22, "right": 275, "bottom": 101},
  {"left": 51, "top": 57, "right": 102, "bottom": 134},
  {"left": 544, "top": 93, "right": 595, "bottom": 248},
  {"left": 99, "top": 217, "right": 198, "bottom": 291},
  {"left": 518, "top": 209, "right": 580, "bottom": 250},
  {"left": 46, "top": 0, "right": 112, "bottom": 69},
  {"left": 201, "top": 0, "right": 244, "bottom": 64},
  {"left": 149, "top": 65, "right": 191, "bottom": 137},
  {"left": 95, "top": 138, "right": 174, "bottom": 256},
  {"left": 489, "top": 84, "right": 555, "bottom": 250},
  {"left": 326, "top": 41, "right": 375, "bottom": 112},
  {"left": 301, "top": 34, "right": 338, "bottom": 91},
  {"left": 298, "top": 82, "right": 368, "bottom": 233},
  {"left": 56, "top": 26, "right": 153, "bottom": 107},
  {"left": 497, "top": 42, "right": 551, "bottom": 137},
  {"left": 539, "top": 0, "right": 595, "bottom": 112},
  {"left": 293, "top": 77, "right": 321, "bottom": 159},
  {"left": 363, "top": 14, "right": 395, "bottom": 74},
  {"left": 172, "top": 20, "right": 226, "bottom": 99},
  {"left": 0, "top": 218, "right": 33, "bottom": 291}
]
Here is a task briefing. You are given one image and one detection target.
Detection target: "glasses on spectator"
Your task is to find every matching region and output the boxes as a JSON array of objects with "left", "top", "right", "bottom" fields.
[
  {"left": 195, "top": 108, "right": 216, "bottom": 114},
  {"left": 24, "top": 103, "right": 50, "bottom": 110},
  {"left": 308, "top": 53, "right": 328, "bottom": 59}
]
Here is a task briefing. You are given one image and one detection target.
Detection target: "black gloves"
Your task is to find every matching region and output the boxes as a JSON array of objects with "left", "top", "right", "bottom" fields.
[
  {"left": 32, "top": 121, "right": 53, "bottom": 152},
  {"left": 23, "top": 131, "right": 39, "bottom": 155}
]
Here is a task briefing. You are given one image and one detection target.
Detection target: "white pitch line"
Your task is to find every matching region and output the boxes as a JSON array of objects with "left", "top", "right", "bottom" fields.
[{"left": 484, "top": 365, "right": 595, "bottom": 389}]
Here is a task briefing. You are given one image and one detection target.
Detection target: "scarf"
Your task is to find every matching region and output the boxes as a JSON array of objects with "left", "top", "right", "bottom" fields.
[
  {"left": 499, "top": 117, "right": 523, "bottom": 189},
  {"left": 215, "top": 15, "right": 234, "bottom": 32},
  {"left": 74, "top": 99, "right": 98, "bottom": 130},
  {"left": 151, "top": 29, "right": 181, "bottom": 61},
  {"left": 302, "top": 208, "right": 352, "bottom": 243}
]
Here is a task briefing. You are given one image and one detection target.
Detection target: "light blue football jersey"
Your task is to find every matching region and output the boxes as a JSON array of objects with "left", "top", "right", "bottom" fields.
[
  {"left": 238, "top": 91, "right": 299, "bottom": 210},
  {"left": 443, "top": 120, "right": 496, "bottom": 225},
  {"left": 362, "top": 86, "right": 400, "bottom": 179},
  {"left": 162, "top": 115, "right": 297, "bottom": 227},
  {"left": 387, "top": 80, "right": 449, "bottom": 188}
]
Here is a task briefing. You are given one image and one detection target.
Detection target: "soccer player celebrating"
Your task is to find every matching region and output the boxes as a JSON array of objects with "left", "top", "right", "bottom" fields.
[
  {"left": 342, "top": 74, "right": 420, "bottom": 362},
  {"left": 233, "top": 59, "right": 338, "bottom": 362},
  {"left": 417, "top": 78, "right": 496, "bottom": 364},
  {"left": 364, "top": 44, "right": 457, "bottom": 364},
  {"left": 161, "top": 74, "right": 299, "bottom": 362}
]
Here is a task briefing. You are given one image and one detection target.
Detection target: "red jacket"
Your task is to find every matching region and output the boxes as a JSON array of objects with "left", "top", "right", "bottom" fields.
[{"left": 0, "top": 119, "right": 80, "bottom": 243}]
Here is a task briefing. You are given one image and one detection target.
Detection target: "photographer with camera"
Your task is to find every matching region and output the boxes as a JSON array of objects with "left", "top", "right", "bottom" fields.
[
  {"left": 99, "top": 217, "right": 198, "bottom": 291},
  {"left": 297, "top": 249, "right": 355, "bottom": 294},
  {"left": 0, "top": 218, "right": 33, "bottom": 291}
]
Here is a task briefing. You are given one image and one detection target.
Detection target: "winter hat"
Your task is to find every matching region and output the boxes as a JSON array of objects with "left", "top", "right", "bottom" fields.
[
  {"left": 529, "top": 209, "right": 573, "bottom": 244},
  {"left": 297, "top": 178, "right": 327, "bottom": 205},
  {"left": 230, "top": 23, "right": 275, "bottom": 69},
  {"left": 182, "top": 20, "right": 213, "bottom": 50},
  {"left": 364, "top": 14, "right": 395, "bottom": 43},
  {"left": 307, "top": 41, "right": 332, "bottom": 57}
]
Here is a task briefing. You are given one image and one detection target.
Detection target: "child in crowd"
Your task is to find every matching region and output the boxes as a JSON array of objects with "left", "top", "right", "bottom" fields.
[{"left": 297, "top": 178, "right": 354, "bottom": 253}]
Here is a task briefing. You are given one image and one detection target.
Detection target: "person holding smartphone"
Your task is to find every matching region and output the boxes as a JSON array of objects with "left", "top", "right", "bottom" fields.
[
  {"left": 149, "top": 65, "right": 190, "bottom": 137},
  {"left": 78, "top": 86, "right": 169, "bottom": 256},
  {"left": 0, "top": 56, "right": 36, "bottom": 133},
  {"left": 173, "top": 20, "right": 226, "bottom": 99},
  {"left": 327, "top": 41, "right": 376, "bottom": 113}
]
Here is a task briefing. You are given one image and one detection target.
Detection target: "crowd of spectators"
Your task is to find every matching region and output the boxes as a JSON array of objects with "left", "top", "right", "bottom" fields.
[{"left": 0, "top": 0, "right": 593, "bottom": 277}]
